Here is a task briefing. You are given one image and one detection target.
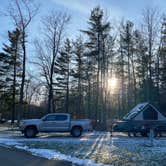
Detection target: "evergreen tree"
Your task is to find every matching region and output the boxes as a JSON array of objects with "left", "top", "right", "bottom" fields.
[
  {"left": 0, "top": 52, "right": 9, "bottom": 117},
  {"left": 82, "top": 6, "right": 110, "bottom": 123},
  {"left": 142, "top": 7, "right": 160, "bottom": 103},
  {"left": 55, "top": 38, "right": 72, "bottom": 113},
  {"left": 133, "top": 30, "right": 148, "bottom": 102},
  {"left": 119, "top": 20, "right": 135, "bottom": 110},
  {"left": 0, "top": 53, "right": 8, "bottom": 92},
  {"left": 2, "top": 28, "right": 22, "bottom": 123},
  {"left": 115, "top": 30, "right": 127, "bottom": 115},
  {"left": 72, "top": 37, "right": 86, "bottom": 118},
  {"left": 158, "top": 16, "right": 166, "bottom": 110}
]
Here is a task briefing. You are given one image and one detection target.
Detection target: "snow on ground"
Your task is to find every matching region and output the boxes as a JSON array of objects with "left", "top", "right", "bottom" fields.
[
  {"left": 0, "top": 137, "right": 110, "bottom": 166},
  {"left": 15, "top": 145, "right": 109, "bottom": 166},
  {"left": 1, "top": 129, "right": 166, "bottom": 165}
]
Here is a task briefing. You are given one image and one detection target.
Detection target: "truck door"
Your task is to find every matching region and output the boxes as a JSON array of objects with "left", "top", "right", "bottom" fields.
[
  {"left": 40, "top": 114, "right": 57, "bottom": 132},
  {"left": 54, "top": 114, "right": 70, "bottom": 131}
]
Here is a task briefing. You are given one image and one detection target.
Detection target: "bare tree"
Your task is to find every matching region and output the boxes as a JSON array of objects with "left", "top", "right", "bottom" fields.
[
  {"left": 142, "top": 7, "right": 160, "bottom": 102},
  {"left": 5, "top": 0, "right": 39, "bottom": 121},
  {"left": 25, "top": 73, "right": 42, "bottom": 106},
  {"left": 34, "top": 12, "right": 70, "bottom": 113}
]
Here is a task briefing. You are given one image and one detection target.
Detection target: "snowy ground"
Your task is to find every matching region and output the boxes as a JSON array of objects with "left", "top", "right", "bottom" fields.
[{"left": 0, "top": 128, "right": 166, "bottom": 166}]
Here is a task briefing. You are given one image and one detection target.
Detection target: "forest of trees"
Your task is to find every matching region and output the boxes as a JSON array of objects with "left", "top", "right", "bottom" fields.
[{"left": 0, "top": 0, "right": 165, "bottom": 129}]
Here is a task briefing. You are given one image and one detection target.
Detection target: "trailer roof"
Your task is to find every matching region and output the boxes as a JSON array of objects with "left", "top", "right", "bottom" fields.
[{"left": 123, "top": 102, "right": 161, "bottom": 120}]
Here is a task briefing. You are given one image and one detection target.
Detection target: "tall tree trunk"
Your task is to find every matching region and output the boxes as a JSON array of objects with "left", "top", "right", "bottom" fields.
[
  {"left": 120, "top": 43, "right": 125, "bottom": 114},
  {"left": 48, "top": 84, "right": 53, "bottom": 113},
  {"left": 12, "top": 57, "right": 16, "bottom": 124},
  {"left": 18, "top": 31, "right": 26, "bottom": 122},
  {"left": 148, "top": 30, "right": 153, "bottom": 102},
  {"left": 131, "top": 53, "right": 137, "bottom": 105},
  {"left": 87, "top": 77, "right": 91, "bottom": 118},
  {"left": 95, "top": 32, "right": 100, "bottom": 123},
  {"left": 78, "top": 73, "right": 82, "bottom": 118},
  {"left": 127, "top": 42, "right": 131, "bottom": 109},
  {"left": 65, "top": 63, "right": 70, "bottom": 113}
]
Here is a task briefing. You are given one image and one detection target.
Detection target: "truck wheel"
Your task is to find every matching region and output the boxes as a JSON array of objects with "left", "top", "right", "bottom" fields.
[
  {"left": 133, "top": 132, "right": 137, "bottom": 137},
  {"left": 146, "top": 130, "right": 158, "bottom": 138},
  {"left": 158, "top": 131, "right": 162, "bottom": 137},
  {"left": 128, "top": 132, "right": 131, "bottom": 137},
  {"left": 24, "top": 126, "right": 37, "bottom": 138},
  {"left": 71, "top": 126, "right": 82, "bottom": 137},
  {"left": 140, "top": 131, "right": 147, "bottom": 137}
]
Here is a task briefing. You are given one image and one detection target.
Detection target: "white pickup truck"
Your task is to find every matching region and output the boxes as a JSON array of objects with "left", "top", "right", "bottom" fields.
[{"left": 19, "top": 113, "right": 93, "bottom": 138}]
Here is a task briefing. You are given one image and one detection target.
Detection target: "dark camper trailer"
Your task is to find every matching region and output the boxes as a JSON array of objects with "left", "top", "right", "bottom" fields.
[{"left": 112, "top": 103, "right": 166, "bottom": 137}]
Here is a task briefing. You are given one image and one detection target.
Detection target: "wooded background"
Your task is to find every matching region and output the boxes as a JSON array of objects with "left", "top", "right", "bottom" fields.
[{"left": 0, "top": 0, "right": 165, "bottom": 129}]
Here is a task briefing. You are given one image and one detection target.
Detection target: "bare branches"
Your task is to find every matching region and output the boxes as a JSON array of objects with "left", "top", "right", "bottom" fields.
[
  {"left": 42, "top": 12, "right": 70, "bottom": 49},
  {"left": 34, "top": 12, "right": 70, "bottom": 82},
  {"left": 33, "top": 40, "right": 50, "bottom": 86},
  {"left": 33, "top": 12, "right": 70, "bottom": 112},
  {"left": 142, "top": 7, "right": 160, "bottom": 46},
  {"left": 25, "top": 73, "right": 43, "bottom": 105},
  {"left": 6, "top": 0, "right": 39, "bottom": 30}
]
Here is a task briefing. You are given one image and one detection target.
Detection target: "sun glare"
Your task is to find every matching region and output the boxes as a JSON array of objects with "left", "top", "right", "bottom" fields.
[{"left": 108, "top": 77, "right": 117, "bottom": 91}]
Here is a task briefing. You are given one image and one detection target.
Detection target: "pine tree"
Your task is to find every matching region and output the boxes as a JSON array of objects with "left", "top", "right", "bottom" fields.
[
  {"left": 72, "top": 37, "right": 86, "bottom": 118},
  {"left": 133, "top": 30, "right": 148, "bottom": 102},
  {"left": 119, "top": 20, "right": 135, "bottom": 110},
  {"left": 115, "top": 31, "right": 127, "bottom": 116},
  {"left": 82, "top": 6, "right": 110, "bottom": 122},
  {"left": 0, "top": 53, "right": 7, "bottom": 92},
  {"left": 158, "top": 16, "right": 166, "bottom": 110},
  {"left": 2, "top": 28, "right": 22, "bottom": 123},
  {"left": 54, "top": 38, "right": 72, "bottom": 113},
  {"left": 0, "top": 52, "right": 9, "bottom": 117},
  {"left": 142, "top": 7, "right": 160, "bottom": 103}
]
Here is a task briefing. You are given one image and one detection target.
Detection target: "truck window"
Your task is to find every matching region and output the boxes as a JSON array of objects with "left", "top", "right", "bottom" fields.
[
  {"left": 45, "top": 115, "right": 56, "bottom": 121},
  {"left": 55, "top": 115, "right": 68, "bottom": 121}
]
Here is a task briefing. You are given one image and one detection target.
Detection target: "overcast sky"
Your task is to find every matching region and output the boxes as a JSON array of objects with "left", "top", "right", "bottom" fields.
[{"left": 0, "top": 0, "right": 166, "bottom": 65}]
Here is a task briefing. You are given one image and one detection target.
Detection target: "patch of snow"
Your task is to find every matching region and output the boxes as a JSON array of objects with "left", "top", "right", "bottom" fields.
[
  {"left": 1, "top": 133, "right": 166, "bottom": 166},
  {"left": 152, "top": 147, "right": 166, "bottom": 153},
  {"left": 0, "top": 137, "right": 110, "bottom": 166},
  {"left": 0, "top": 127, "right": 10, "bottom": 131},
  {"left": 0, "top": 138, "right": 22, "bottom": 146},
  {"left": 15, "top": 145, "right": 111, "bottom": 166}
]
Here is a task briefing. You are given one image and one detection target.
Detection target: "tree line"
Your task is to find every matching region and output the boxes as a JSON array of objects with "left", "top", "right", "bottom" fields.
[{"left": 0, "top": 0, "right": 165, "bottom": 129}]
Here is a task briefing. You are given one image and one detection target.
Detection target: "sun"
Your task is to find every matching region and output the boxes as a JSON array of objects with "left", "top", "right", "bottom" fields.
[{"left": 107, "top": 77, "right": 117, "bottom": 91}]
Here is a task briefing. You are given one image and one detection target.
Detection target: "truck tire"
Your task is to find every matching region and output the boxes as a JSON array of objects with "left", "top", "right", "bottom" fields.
[
  {"left": 133, "top": 132, "right": 137, "bottom": 137},
  {"left": 140, "top": 131, "right": 147, "bottom": 137},
  {"left": 146, "top": 130, "right": 158, "bottom": 138},
  {"left": 71, "top": 126, "right": 82, "bottom": 137},
  {"left": 158, "top": 131, "right": 162, "bottom": 137},
  {"left": 24, "top": 126, "right": 37, "bottom": 138},
  {"left": 140, "top": 130, "right": 158, "bottom": 137}
]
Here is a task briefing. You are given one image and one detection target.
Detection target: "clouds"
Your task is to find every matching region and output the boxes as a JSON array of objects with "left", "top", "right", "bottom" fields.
[
  {"left": 51, "top": 0, "right": 124, "bottom": 21},
  {"left": 51, "top": 0, "right": 95, "bottom": 15}
]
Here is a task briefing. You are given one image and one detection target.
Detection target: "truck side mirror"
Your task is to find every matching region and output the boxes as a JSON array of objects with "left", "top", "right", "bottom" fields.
[{"left": 42, "top": 117, "right": 46, "bottom": 121}]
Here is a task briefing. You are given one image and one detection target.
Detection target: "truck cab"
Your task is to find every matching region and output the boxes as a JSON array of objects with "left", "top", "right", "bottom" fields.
[{"left": 40, "top": 113, "right": 71, "bottom": 132}]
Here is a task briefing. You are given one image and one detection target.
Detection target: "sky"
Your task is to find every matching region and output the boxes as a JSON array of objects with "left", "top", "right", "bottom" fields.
[{"left": 0, "top": 0, "right": 166, "bottom": 70}]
